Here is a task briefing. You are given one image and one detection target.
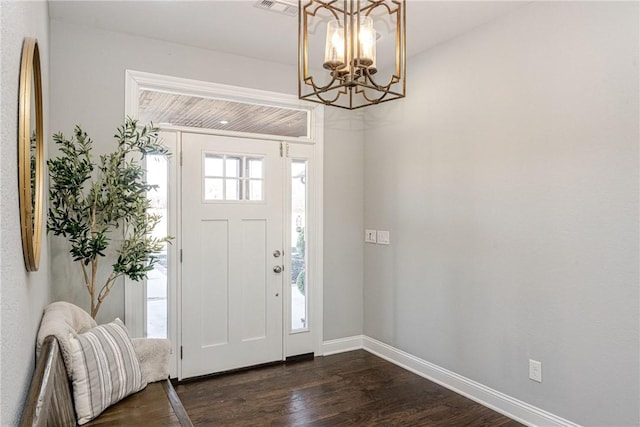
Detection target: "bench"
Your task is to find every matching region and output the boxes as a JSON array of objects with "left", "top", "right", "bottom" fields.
[{"left": 20, "top": 336, "right": 193, "bottom": 427}]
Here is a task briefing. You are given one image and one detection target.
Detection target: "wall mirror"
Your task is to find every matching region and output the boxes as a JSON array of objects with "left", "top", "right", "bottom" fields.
[{"left": 18, "top": 37, "right": 44, "bottom": 271}]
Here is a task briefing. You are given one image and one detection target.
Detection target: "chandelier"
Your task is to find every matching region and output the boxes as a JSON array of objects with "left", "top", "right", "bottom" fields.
[{"left": 298, "top": 0, "right": 406, "bottom": 110}]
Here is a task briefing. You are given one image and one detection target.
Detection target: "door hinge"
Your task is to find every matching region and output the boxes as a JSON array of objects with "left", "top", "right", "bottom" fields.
[
  {"left": 180, "top": 151, "right": 183, "bottom": 166},
  {"left": 286, "top": 143, "right": 290, "bottom": 157},
  {"left": 180, "top": 346, "right": 183, "bottom": 360},
  {"left": 180, "top": 249, "right": 183, "bottom": 263},
  {"left": 279, "top": 142, "right": 283, "bottom": 157}
]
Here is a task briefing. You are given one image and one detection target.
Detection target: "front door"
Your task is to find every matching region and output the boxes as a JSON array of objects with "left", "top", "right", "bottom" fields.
[{"left": 181, "top": 132, "right": 283, "bottom": 379}]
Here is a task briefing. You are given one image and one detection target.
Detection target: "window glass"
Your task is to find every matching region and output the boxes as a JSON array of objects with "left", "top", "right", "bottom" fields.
[
  {"left": 248, "top": 158, "right": 263, "bottom": 179},
  {"left": 146, "top": 154, "right": 168, "bottom": 339},
  {"left": 248, "top": 180, "right": 263, "bottom": 201},
  {"left": 204, "top": 155, "right": 223, "bottom": 176},
  {"left": 204, "top": 153, "right": 264, "bottom": 202},
  {"left": 226, "top": 157, "right": 240, "bottom": 178},
  {"left": 290, "top": 160, "right": 307, "bottom": 331},
  {"left": 205, "top": 178, "right": 224, "bottom": 200},
  {"left": 226, "top": 179, "right": 240, "bottom": 200}
]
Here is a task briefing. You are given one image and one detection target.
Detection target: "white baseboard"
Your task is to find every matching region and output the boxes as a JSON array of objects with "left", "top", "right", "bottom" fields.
[
  {"left": 321, "top": 335, "right": 364, "bottom": 356},
  {"left": 320, "top": 335, "right": 580, "bottom": 427}
]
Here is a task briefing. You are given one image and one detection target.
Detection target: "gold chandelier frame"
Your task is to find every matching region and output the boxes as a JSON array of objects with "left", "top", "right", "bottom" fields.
[{"left": 298, "top": 0, "right": 406, "bottom": 110}]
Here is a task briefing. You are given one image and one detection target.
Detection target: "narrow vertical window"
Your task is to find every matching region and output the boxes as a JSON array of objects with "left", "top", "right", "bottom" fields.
[
  {"left": 291, "top": 160, "right": 307, "bottom": 331},
  {"left": 146, "top": 154, "right": 168, "bottom": 338}
]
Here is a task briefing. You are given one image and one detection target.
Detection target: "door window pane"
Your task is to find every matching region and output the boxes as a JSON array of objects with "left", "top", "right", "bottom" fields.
[
  {"left": 248, "top": 180, "right": 263, "bottom": 201},
  {"left": 226, "top": 178, "right": 240, "bottom": 200},
  {"left": 248, "top": 158, "right": 263, "bottom": 179},
  {"left": 290, "top": 160, "right": 307, "bottom": 332},
  {"left": 203, "top": 153, "right": 264, "bottom": 202},
  {"left": 204, "top": 155, "right": 223, "bottom": 176},
  {"left": 226, "top": 157, "right": 241, "bottom": 178},
  {"left": 205, "top": 178, "right": 224, "bottom": 200}
]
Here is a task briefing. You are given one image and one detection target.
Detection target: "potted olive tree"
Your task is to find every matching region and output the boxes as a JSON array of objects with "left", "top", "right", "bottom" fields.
[{"left": 48, "top": 118, "right": 172, "bottom": 318}]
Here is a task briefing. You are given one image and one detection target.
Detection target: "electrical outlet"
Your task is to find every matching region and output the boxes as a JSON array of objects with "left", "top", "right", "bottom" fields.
[
  {"left": 529, "top": 359, "right": 542, "bottom": 382},
  {"left": 377, "top": 230, "right": 390, "bottom": 245},
  {"left": 365, "top": 229, "right": 377, "bottom": 243}
]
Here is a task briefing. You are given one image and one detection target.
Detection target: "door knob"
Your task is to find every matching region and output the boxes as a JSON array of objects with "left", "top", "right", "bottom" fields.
[
  {"left": 273, "top": 265, "right": 283, "bottom": 273},
  {"left": 273, "top": 250, "right": 281, "bottom": 258}
]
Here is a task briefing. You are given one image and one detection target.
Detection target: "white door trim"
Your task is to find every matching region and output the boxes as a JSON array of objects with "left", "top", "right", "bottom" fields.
[{"left": 124, "top": 70, "right": 324, "bottom": 378}]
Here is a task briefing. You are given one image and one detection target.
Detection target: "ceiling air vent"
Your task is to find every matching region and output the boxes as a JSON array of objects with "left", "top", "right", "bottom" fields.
[{"left": 254, "top": 0, "right": 297, "bottom": 17}]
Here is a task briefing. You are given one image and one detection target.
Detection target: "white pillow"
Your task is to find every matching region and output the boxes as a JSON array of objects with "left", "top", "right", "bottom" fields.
[{"left": 68, "top": 318, "right": 147, "bottom": 425}]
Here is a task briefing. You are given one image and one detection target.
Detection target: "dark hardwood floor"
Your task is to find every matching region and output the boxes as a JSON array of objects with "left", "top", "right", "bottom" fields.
[{"left": 175, "top": 350, "right": 523, "bottom": 426}]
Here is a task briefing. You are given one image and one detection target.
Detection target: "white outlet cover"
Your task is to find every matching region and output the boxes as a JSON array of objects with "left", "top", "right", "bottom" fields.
[
  {"left": 529, "top": 359, "right": 542, "bottom": 382},
  {"left": 365, "top": 229, "right": 377, "bottom": 243},
  {"left": 377, "top": 230, "right": 390, "bottom": 245}
]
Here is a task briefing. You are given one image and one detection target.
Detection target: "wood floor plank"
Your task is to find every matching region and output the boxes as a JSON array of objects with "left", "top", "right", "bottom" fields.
[{"left": 175, "top": 350, "right": 523, "bottom": 426}]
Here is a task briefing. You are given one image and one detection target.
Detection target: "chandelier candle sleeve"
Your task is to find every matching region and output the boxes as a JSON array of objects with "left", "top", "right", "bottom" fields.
[
  {"left": 324, "top": 20, "right": 346, "bottom": 70},
  {"left": 323, "top": 16, "right": 375, "bottom": 71},
  {"left": 356, "top": 16, "right": 375, "bottom": 67}
]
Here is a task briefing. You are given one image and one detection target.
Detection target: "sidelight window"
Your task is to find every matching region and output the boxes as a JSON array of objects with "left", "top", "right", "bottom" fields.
[
  {"left": 146, "top": 154, "right": 168, "bottom": 339},
  {"left": 290, "top": 160, "right": 308, "bottom": 332}
]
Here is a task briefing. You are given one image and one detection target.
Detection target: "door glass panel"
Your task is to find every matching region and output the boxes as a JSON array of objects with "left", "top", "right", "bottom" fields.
[
  {"left": 248, "top": 180, "right": 263, "bottom": 201},
  {"left": 146, "top": 154, "right": 168, "bottom": 339},
  {"left": 290, "top": 160, "right": 307, "bottom": 332},
  {"left": 226, "top": 178, "right": 240, "bottom": 200},
  {"left": 204, "top": 155, "right": 223, "bottom": 176},
  {"left": 226, "top": 157, "right": 241, "bottom": 178},
  {"left": 205, "top": 178, "right": 224, "bottom": 200},
  {"left": 203, "top": 153, "right": 264, "bottom": 202},
  {"left": 248, "top": 158, "right": 263, "bottom": 179}
]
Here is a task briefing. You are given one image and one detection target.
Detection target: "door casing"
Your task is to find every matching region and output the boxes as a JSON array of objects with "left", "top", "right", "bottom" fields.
[{"left": 124, "top": 70, "right": 324, "bottom": 379}]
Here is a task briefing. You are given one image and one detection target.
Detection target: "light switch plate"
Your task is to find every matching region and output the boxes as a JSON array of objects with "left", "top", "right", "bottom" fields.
[
  {"left": 365, "top": 229, "right": 377, "bottom": 243},
  {"left": 377, "top": 230, "right": 390, "bottom": 245}
]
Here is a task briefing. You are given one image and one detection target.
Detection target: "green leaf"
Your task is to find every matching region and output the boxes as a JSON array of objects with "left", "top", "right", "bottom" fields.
[{"left": 48, "top": 118, "right": 174, "bottom": 314}]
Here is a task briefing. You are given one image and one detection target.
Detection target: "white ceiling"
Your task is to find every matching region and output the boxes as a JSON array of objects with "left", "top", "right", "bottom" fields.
[{"left": 49, "top": 0, "right": 528, "bottom": 66}]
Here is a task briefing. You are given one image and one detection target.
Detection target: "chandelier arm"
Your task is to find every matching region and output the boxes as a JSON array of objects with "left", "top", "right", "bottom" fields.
[
  {"left": 358, "top": 86, "right": 391, "bottom": 104},
  {"left": 361, "top": 67, "right": 400, "bottom": 92},
  {"left": 356, "top": 71, "right": 405, "bottom": 104},
  {"left": 308, "top": 86, "right": 344, "bottom": 104},
  {"left": 304, "top": 73, "right": 348, "bottom": 104},
  {"left": 354, "top": 79, "right": 392, "bottom": 103},
  {"left": 304, "top": 73, "right": 344, "bottom": 94}
]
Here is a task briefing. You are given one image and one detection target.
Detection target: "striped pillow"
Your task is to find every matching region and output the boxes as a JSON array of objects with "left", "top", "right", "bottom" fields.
[{"left": 68, "top": 318, "right": 147, "bottom": 425}]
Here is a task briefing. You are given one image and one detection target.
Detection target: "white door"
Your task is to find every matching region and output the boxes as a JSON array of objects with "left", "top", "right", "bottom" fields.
[{"left": 181, "top": 133, "right": 284, "bottom": 379}]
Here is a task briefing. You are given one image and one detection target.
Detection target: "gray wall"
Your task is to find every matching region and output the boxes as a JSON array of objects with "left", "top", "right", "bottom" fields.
[
  {"left": 49, "top": 21, "right": 364, "bottom": 336},
  {"left": 0, "top": 1, "right": 51, "bottom": 424},
  {"left": 363, "top": 2, "right": 639, "bottom": 425},
  {"left": 323, "top": 108, "right": 364, "bottom": 340}
]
